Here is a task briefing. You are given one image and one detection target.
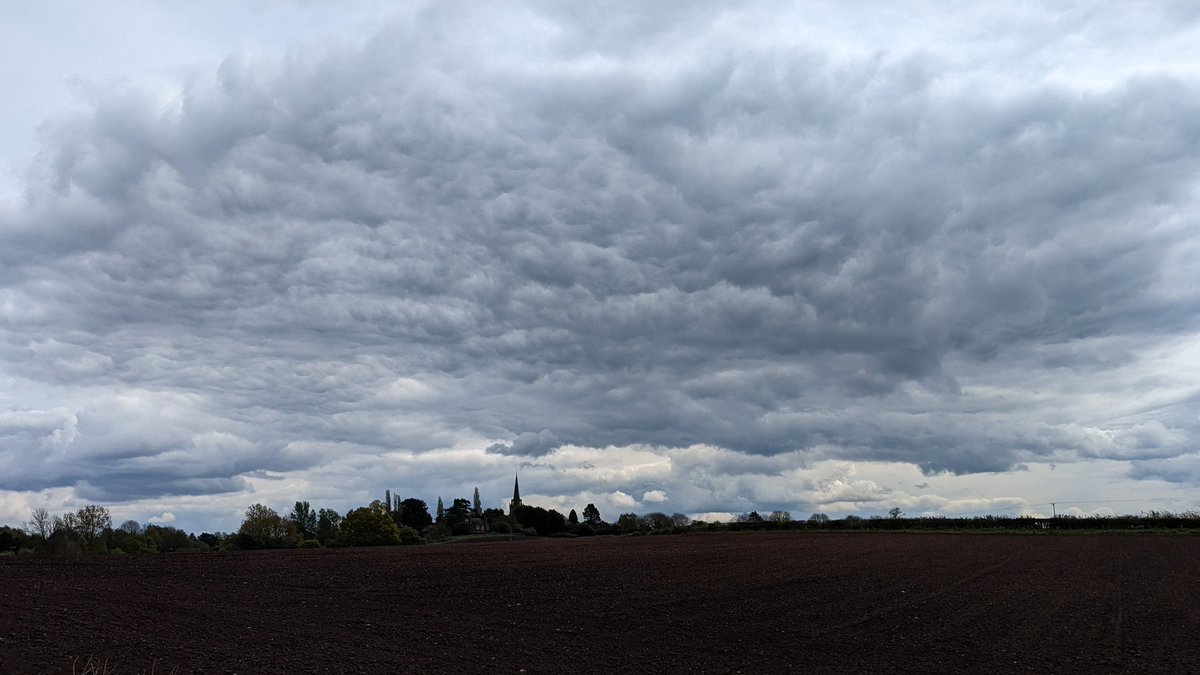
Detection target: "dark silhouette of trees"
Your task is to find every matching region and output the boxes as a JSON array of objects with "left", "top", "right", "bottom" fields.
[
  {"left": 396, "top": 499, "right": 433, "bottom": 531},
  {"left": 436, "top": 497, "right": 445, "bottom": 523},
  {"left": 289, "top": 501, "right": 318, "bottom": 541},
  {"left": 317, "top": 508, "right": 342, "bottom": 546},
  {"left": 473, "top": 487, "right": 482, "bottom": 516},
  {"left": 617, "top": 513, "right": 640, "bottom": 533},
  {"left": 582, "top": 503, "right": 603, "bottom": 527},
  {"left": 514, "top": 505, "right": 567, "bottom": 535},
  {"left": 0, "top": 525, "right": 26, "bottom": 553}
]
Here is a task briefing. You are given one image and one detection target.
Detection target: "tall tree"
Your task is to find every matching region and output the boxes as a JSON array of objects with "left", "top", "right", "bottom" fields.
[
  {"left": 385, "top": 489, "right": 392, "bottom": 512},
  {"left": 238, "top": 504, "right": 296, "bottom": 549},
  {"left": 582, "top": 503, "right": 603, "bottom": 527},
  {"left": 472, "top": 487, "right": 482, "bottom": 516},
  {"left": 568, "top": 509, "right": 579, "bottom": 525},
  {"left": 444, "top": 498, "right": 472, "bottom": 526},
  {"left": 397, "top": 498, "right": 433, "bottom": 531},
  {"left": 317, "top": 508, "right": 342, "bottom": 545},
  {"left": 289, "top": 501, "right": 318, "bottom": 540},
  {"left": 436, "top": 497, "right": 445, "bottom": 523},
  {"left": 74, "top": 505, "right": 112, "bottom": 545},
  {"left": 27, "top": 506, "right": 52, "bottom": 539}
]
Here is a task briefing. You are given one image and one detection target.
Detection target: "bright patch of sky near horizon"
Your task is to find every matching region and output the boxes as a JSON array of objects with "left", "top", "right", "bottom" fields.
[{"left": 2, "top": 2, "right": 1200, "bottom": 533}]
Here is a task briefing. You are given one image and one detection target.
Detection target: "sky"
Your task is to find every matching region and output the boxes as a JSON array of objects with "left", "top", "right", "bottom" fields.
[{"left": 3, "top": 2, "right": 1200, "bottom": 533}]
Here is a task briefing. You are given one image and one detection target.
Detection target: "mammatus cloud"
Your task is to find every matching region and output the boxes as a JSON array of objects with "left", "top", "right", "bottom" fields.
[{"left": 2, "top": 4, "right": 1200, "bottom": 530}]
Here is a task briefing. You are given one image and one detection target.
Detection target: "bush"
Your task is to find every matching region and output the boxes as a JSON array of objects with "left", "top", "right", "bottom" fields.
[
  {"left": 300, "top": 539, "right": 322, "bottom": 548},
  {"left": 396, "top": 526, "right": 424, "bottom": 545}
]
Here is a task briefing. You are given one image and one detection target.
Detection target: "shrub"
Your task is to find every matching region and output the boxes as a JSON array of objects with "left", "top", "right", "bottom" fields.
[{"left": 300, "top": 539, "right": 322, "bottom": 548}]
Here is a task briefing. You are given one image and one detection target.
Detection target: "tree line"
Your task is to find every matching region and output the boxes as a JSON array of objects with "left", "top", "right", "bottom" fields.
[{"left": 4, "top": 499, "right": 1199, "bottom": 556}]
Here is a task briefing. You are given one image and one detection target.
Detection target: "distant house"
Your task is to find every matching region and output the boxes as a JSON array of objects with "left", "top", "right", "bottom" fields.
[{"left": 469, "top": 517, "right": 488, "bottom": 534}]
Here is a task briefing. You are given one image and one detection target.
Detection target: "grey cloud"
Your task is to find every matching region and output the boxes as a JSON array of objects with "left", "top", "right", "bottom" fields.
[
  {"left": 486, "top": 430, "right": 561, "bottom": 457},
  {"left": 3, "top": 4, "right": 1200, "bottom": 511}
]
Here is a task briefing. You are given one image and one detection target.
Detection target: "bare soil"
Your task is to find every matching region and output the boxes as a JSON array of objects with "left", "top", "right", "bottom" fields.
[{"left": 2, "top": 533, "right": 1198, "bottom": 673}]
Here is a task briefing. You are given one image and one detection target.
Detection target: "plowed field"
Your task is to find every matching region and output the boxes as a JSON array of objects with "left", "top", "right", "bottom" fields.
[{"left": 2, "top": 533, "right": 1198, "bottom": 673}]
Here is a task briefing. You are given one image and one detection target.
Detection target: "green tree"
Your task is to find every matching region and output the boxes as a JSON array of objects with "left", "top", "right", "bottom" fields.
[
  {"left": 317, "top": 508, "right": 342, "bottom": 546},
  {"left": 436, "top": 497, "right": 445, "bottom": 523},
  {"left": 568, "top": 509, "right": 579, "bottom": 526},
  {"left": 340, "top": 506, "right": 409, "bottom": 546},
  {"left": 289, "top": 501, "right": 318, "bottom": 540},
  {"left": 238, "top": 504, "right": 297, "bottom": 549},
  {"left": 473, "top": 487, "right": 482, "bottom": 516}
]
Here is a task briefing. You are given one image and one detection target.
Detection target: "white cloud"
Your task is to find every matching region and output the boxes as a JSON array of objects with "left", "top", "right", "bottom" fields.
[
  {"left": 147, "top": 511, "right": 176, "bottom": 524},
  {"left": 609, "top": 491, "right": 637, "bottom": 509},
  {"left": 642, "top": 490, "right": 668, "bottom": 504}
]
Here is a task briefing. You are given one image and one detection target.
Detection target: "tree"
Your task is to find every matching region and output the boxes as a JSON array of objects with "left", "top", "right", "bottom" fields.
[
  {"left": 397, "top": 498, "right": 433, "bottom": 531},
  {"left": 473, "top": 487, "right": 483, "bottom": 516},
  {"left": 74, "top": 505, "right": 112, "bottom": 546},
  {"left": 0, "top": 526, "right": 28, "bottom": 553},
  {"left": 671, "top": 513, "right": 691, "bottom": 528},
  {"left": 444, "top": 498, "right": 472, "bottom": 526},
  {"left": 616, "top": 513, "right": 640, "bottom": 533},
  {"left": 808, "top": 513, "right": 830, "bottom": 524},
  {"left": 341, "top": 507, "right": 407, "bottom": 546},
  {"left": 317, "top": 508, "right": 342, "bottom": 546},
  {"left": 888, "top": 507, "right": 904, "bottom": 519},
  {"left": 119, "top": 519, "right": 142, "bottom": 535},
  {"left": 568, "top": 509, "right": 579, "bottom": 526},
  {"left": 289, "top": 501, "right": 318, "bottom": 540},
  {"left": 582, "top": 503, "right": 603, "bottom": 527},
  {"left": 27, "top": 507, "right": 52, "bottom": 539},
  {"left": 237, "top": 504, "right": 296, "bottom": 549},
  {"left": 737, "top": 511, "right": 764, "bottom": 523},
  {"left": 436, "top": 497, "right": 445, "bottom": 523},
  {"left": 385, "top": 489, "right": 392, "bottom": 512},
  {"left": 767, "top": 511, "right": 791, "bottom": 523}
]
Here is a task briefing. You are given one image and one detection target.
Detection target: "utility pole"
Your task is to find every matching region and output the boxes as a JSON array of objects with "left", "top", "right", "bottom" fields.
[{"left": 1051, "top": 502, "right": 1057, "bottom": 518}]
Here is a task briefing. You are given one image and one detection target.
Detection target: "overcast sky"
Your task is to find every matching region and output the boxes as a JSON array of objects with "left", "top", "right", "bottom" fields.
[{"left": 3, "top": 2, "right": 1200, "bottom": 533}]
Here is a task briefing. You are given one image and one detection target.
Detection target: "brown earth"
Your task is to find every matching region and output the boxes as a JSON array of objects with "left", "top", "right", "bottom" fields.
[{"left": 2, "top": 532, "right": 1198, "bottom": 674}]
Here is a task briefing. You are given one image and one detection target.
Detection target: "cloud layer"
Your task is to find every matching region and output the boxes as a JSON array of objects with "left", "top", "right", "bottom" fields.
[{"left": 2, "top": 3, "right": 1199, "bottom": 529}]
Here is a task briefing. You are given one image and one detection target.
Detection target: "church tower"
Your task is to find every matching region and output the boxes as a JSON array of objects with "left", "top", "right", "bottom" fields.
[{"left": 509, "top": 473, "right": 523, "bottom": 515}]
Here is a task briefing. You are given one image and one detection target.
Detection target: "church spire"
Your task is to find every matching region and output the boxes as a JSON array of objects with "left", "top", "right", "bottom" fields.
[{"left": 510, "top": 472, "right": 523, "bottom": 516}]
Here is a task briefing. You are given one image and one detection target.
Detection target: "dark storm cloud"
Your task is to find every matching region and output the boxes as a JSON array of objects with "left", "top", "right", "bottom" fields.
[{"left": 3, "top": 3, "right": 1200, "bottom": 507}]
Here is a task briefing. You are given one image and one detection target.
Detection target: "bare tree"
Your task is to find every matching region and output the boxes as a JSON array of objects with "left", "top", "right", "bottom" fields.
[{"left": 27, "top": 507, "right": 52, "bottom": 539}]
